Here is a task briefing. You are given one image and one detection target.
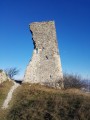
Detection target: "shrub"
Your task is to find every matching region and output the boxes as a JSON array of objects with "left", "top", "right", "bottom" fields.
[
  {"left": 0, "top": 69, "right": 3, "bottom": 73},
  {"left": 63, "top": 73, "right": 86, "bottom": 89}
]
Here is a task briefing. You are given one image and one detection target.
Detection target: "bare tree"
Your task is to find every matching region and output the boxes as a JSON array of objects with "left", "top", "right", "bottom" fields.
[
  {"left": 62, "top": 73, "right": 86, "bottom": 89},
  {"left": 5, "top": 68, "right": 19, "bottom": 79}
]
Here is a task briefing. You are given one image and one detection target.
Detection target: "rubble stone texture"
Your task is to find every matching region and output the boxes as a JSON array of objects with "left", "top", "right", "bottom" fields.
[
  {"left": 0, "top": 70, "right": 11, "bottom": 84},
  {"left": 24, "top": 21, "right": 63, "bottom": 87}
]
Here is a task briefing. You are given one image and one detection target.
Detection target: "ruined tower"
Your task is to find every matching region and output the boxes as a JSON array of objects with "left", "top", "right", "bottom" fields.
[{"left": 24, "top": 21, "right": 63, "bottom": 87}]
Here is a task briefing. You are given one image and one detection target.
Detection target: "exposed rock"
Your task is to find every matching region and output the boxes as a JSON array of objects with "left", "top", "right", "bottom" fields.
[
  {"left": 24, "top": 21, "right": 63, "bottom": 88},
  {"left": 0, "top": 70, "right": 11, "bottom": 84}
]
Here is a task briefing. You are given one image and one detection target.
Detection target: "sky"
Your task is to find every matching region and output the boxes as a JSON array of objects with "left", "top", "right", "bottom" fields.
[{"left": 0, "top": 0, "right": 90, "bottom": 79}]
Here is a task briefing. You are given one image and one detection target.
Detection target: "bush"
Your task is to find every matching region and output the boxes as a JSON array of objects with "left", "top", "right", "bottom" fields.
[
  {"left": 0, "top": 69, "right": 3, "bottom": 73},
  {"left": 63, "top": 73, "right": 86, "bottom": 89}
]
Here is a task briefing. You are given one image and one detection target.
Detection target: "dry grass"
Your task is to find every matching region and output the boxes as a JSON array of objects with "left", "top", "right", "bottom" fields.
[
  {"left": 0, "top": 83, "right": 90, "bottom": 120},
  {"left": 0, "top": 83, "right": 89, "bottom": 120},
  {"left": 0, "top": 80, "right": 14, "bottom": 107},
  {"left": 0, "top": 80, "right": 14, "bottom": 119}
]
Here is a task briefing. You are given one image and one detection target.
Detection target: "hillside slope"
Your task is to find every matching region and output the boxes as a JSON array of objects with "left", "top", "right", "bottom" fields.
[
  {"left": 0, "top": 81, "right": 13, "bottom": 108},
  {"left": 0, "top": 83, "right": 90, "bottom": 120}
]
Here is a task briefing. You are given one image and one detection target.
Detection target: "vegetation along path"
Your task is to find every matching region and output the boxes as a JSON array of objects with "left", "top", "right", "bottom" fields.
[{"left": 2, "top": 82, "right": 20, "bottom": 109}]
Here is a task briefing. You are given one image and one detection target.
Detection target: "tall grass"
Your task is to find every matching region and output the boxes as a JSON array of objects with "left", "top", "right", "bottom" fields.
[
  {"left": 0, "top": 80, "right": 13, "bottom": 107},
  {"left": 3, "top": 84, "right": 90, "bottom": 120},
  {"left": 0, "top": 80, "right": 14, "bottom": 120},
  {"left": 0, "top": 74, "right": 90, "bottom": 120}
]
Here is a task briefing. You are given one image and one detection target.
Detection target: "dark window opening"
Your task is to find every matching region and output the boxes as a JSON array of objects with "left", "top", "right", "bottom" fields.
[
  {"left": 36, "top": 48, "right": 38, "bottom": 54},
  {"left": 46, "top": 56, "right": 48, "bottom": 59},
  {"left": 42, "top": 47, "right": 45, "bottom": 51},
  {"left": 50, "top": 75, "right": 52, "bottom": 78}
]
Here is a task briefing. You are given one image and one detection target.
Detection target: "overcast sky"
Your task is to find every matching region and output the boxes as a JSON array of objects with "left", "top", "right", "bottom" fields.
[{"left": 0, "top": 0, "right": 90, "bottom": 79}]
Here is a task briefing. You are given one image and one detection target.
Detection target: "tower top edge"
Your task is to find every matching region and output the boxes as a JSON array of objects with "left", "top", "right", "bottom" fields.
[{"left": 29, "top": 20, "right": 55, "bottom": 26}]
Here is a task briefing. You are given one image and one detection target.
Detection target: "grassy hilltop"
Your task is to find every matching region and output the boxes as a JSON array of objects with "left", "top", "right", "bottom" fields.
[{"left": 0, "top": 81, "right": 90, "bottom": 120}]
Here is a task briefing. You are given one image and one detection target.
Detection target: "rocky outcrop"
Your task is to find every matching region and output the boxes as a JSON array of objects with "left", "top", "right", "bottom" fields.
[
  {"left": 0, "top": 70, "right": 11, "bottom": 84},
  {"left": 24, "top": 21, "right": 63, "bottom": 88}
]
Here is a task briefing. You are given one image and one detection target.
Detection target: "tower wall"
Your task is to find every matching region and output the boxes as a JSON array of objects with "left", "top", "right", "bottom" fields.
[{"left": 24, "top": 21, "right": 63, "bottom": 87}]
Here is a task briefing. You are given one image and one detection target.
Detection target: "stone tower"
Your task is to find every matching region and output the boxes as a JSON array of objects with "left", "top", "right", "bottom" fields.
[{"left": 24, "top": 21, "right": 63, "bottom": 87}]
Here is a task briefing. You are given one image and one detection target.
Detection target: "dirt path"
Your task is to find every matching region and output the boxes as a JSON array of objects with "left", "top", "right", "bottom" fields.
[{"left": 2, "top": 82, "right": 20, "bottom": 109}]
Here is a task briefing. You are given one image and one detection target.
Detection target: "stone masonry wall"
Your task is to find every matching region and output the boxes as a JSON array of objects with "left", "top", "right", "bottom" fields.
[
  {"left": 24, "top": 21, "right": 63, "bottom": 87},
  {"left": 0, "top": 70, "right": 11, "bottom": 84}
]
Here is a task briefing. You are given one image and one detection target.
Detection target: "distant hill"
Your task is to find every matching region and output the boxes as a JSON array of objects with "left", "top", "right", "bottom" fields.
[{"left": 0, "top": 82, "right": 90, "bottom": 120}]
